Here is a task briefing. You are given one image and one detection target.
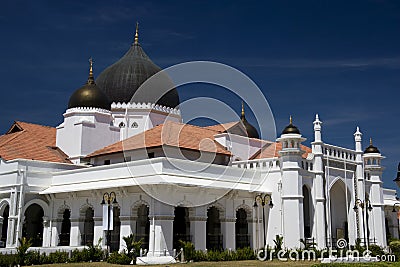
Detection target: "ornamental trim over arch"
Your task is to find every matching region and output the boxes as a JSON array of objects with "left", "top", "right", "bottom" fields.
[
  {"left": 207, "top": 202, "right": 225, "bottom": 219},
  {"left": 235, "top": 204, "right": 252, "bottom": 219},
  {"left": 57, "top": 204, "right": 71, "bottom": 217},
  {"left": 131, "top": 199, "right": 150, "bottom": 218},
  {"left": 23, "top": 199, "right": 49, "bottom": 218},
  {"left": 79, "top": 203, "right": 94, "bottom": 218},
  {"left": 0, "top": 199, "right": 10, "bottom": 215}
]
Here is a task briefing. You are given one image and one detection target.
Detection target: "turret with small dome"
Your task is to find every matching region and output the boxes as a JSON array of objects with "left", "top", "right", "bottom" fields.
[{"left": 68, "top": 58, "right": 111, "bottom": 110}]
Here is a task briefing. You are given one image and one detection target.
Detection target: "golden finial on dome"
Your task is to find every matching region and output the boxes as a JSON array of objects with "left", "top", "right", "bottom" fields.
[
  {"left": 134, "top": 22, "right": 139, "bottom": 45},
  {"left": 87, "top": 57, "right": 95, "bottom": 84},
  {"left": 241, "top": 101, "right": 245, "bottom": 118}
]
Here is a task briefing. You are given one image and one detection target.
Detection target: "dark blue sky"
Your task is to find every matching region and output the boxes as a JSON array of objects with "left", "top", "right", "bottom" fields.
[{"left": 0, "top": 1, "right": 399, "bottom": 189}]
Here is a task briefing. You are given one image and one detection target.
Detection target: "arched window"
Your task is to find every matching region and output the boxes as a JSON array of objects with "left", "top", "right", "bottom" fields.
[
  {"left": 206, "top": 207, "right": 222, "bottom": 250},
  {"left": 81, "top": 207, "right": 94, "bottom": 246},
  {"left": 173, "top": 207, "right": 190, "bottom": 249},
  {"left": 59, "top": 209, "right": 71, "bottom": 246},
  {"left": 23, "top": 204, "right": 44, "bottom": 247},
  {"left": 136, "top": 205, "right": 150, "bottom": 249},
  {"left": 110, "top": 207, "right": 121, "bottom": 252},
  {"left": 1, "top": 205, "right": 9, "bottom": 245},
  {"left": 235, "top": 208, "right": 249, "bottom": 248}
]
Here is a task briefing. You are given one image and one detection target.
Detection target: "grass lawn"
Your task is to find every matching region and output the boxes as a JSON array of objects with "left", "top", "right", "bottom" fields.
[
  {"left": 36, "top": 260, "right": 400, "bottom": 267},
  {"left": 35, "top": 260, "right": 320, "bottom": 267}
]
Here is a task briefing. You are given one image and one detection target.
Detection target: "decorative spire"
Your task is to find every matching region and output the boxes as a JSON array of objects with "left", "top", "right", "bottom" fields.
[
  {"left": 134, "top": 22, "right": 139, "bottom": 45},
  {"left": 87, "top": 57, "right": 95, "bottom": 85},
  {"left": 241, "top": 101, "right": 245, "bottom": 120}
]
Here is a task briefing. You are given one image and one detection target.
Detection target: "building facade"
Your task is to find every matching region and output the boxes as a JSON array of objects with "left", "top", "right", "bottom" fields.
[{"left": 0, "top": 28, "right": 398, "bottom": 254}]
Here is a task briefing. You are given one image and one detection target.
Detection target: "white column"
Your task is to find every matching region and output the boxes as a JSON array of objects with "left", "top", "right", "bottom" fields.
[
  {"left": 42, "top": 216, "right": 50, "bottom": 247},
  {"left": 119, "top": 216, "right": 132, "bottom": 251},
  {"left": 222, "top": 218, "right": 236, "bottom": 250},
  {"left": 6, "top": 188, "right": 17, "bottom": 247},
  {"left": 369, "top": 169, "right": 386, "bottom": 247},
  {"left": 50, "top": 219, "right": 59, "bottom": 246},
  {"left": 148, "top": 216, "right": 174, "bottom": 256},
  {"left": 312, "top": 114, "right": 326, "bottom": 249},
  {"left": 354, "top": 127, "right": 365, "bottom": 242},
  {"left": 279, "top": 151, "right": 303, "bottom": 248},
  {"left": 70, "top": 219, "right": 80, "bottom": 246},
  {"left": 93, "top": 217, "right": 103, "bottom": 247},
  {"left": 190, "top": 218, "right": 206, "bottom": 250}
]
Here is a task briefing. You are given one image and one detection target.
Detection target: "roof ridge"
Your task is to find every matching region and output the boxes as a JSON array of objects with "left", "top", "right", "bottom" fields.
[{"left": 15, "top": 121, "right": 55, "bottom": 130}]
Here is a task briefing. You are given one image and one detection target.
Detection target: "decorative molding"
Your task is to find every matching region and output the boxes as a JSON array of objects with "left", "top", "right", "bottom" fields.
[
  {"left": 189, "top": 216, "right": 207, "bottom": 222},
  {"left": 111, "top": 102, "right": 181, "bottom": 115}
]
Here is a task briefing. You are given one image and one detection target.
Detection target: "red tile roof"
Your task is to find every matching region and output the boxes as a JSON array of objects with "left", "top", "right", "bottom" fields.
[
  {"left": 205, "top": 121, "right": 240, "bottom": 132},
  {"left": 0, "top": 121, "right": 71, "bottom": 163},
  {"left": 250, "top": 142, "right": 312, "bottom": 160},
  {"left": 88, "top": 121, "right": 232, "bottom": 158}
]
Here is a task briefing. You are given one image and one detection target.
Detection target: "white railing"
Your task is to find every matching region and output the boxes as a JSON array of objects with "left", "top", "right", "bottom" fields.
[
  {"left": 322, "top": 144, "right": 356, "bottom": 162},
  {"left": 232, "top": 158, "right": 280, "bottom": 170}
]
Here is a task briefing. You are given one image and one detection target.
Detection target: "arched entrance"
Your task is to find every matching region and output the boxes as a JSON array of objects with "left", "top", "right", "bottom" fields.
[
  {"left": 206, "top": 206, "right": 222, "bottom": 250},
  {"left": 59, "top": 209, "right": 71, "bottom": 246},
  {"left": 110, "top": 206, "right": 121, "bottom": 252},
  {"left": 235, "top": 208, "right": 249, "bottom": 248},
  {"left": 136, "top": 204, "right": 150, "bottom": 249},
  {"left": 303, "top": 185, "right": 312, "bottom": 238},
  {"left": 23, "top": 204, "right": 44, "bottom": 247},
  {"left": 173, "top": 207, "right": 190, "bottom": 248},
  {"left": 329, "top": 180, "right": 350, "bottom": 246},
  {"left": 81, "top": 207, "right": 94, "bottom": 246},
  {"left": 1, "top": 205, "right": 9, "bottom": 246}
]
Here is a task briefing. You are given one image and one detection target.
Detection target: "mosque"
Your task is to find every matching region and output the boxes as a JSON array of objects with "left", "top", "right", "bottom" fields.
[{"left": 0, "top": 25, "right": 398, "bottom": 256}]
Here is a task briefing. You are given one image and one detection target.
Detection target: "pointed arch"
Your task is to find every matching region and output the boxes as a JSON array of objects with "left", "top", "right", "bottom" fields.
[
  {"left": 207, "top": 202, "right": 225, "bottom": 219},
  {"left": 235, "top": 204, "right": 253, "bottom": 219},
  {"left": 131, "top": 199, "right": 150, "bottom": 218},
  {"left": 329, "top": 178, "right": 351, "bottom": 245}
]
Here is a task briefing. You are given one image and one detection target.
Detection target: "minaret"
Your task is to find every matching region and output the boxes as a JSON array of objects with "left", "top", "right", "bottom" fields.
[
  {"left": 353, "top": 127, "right": 365, "bottom": 241},
  {"left": 311, "top": 114, "right": 326, "bottom": 248},
  {"left": 276, "top": 116, "right": 306, "bottom": 248},
  {"left": 363, "top": 138, "right": 386, "bottom": 247}
]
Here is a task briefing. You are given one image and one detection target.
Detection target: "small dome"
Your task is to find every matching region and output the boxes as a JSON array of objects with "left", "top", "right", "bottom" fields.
[
  {"left": 68, "top": 59, "right": 111, "bottom": 110},
  {"left": 240, "top": 103, "right": 259, "bottom": 139},
  {"left": 96, "top": 25, "right": 180, "bottom": 107},
  {"left": 364, "top": 138, "right": 380, "bottom": 154},
  {"left": 282, "top": 116, "right": 300, "bottom": 135}
]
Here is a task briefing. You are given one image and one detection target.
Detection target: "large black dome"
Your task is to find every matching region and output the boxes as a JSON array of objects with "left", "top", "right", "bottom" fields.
[
  {"left": 96, "top": 31, "right": 180, "bottom": 108},
  {"left": 68, "top": 61, "right": 111, "bottom": 110}
]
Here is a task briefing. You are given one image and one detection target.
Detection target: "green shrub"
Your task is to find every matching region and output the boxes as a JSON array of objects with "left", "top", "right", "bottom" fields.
[
  {"left": 368, "top": 244, "right": 384, "bottom": 257},
  {"left": 47, "top": 251, "right": 69, "bottom": 264},
  {"left": 0, "top": 253, "right": 17, "bottom": 267},
  {"left": 122, "top": 234, "right": 143, "bottom": 262},
  {"left": 107, "top": 251, "right": 132, "bottom": 265},
  {"left": 389, "top": 240, "right": 400, "bottom": 261},
  {"left": 178, "top": 240, "right": 195, "bottom": 261},
  {"left": 16, "top": 237, "right": 32, "bottom": 265}
]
